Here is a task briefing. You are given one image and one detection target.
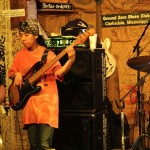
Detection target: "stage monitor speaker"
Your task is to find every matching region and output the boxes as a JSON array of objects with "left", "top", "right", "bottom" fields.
[
  {"left": 54, "top": 48, "right": 106, "bottom": 113},
  {"left": 52, "top": 110, "right": 109, "bottom": 150}
]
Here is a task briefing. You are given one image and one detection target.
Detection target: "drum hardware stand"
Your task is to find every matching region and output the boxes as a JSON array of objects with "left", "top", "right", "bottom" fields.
[
  {"left": 129, "top": 72, "right": 150, "bottom": 150},
  {"left": 115, "top": 73, "right": 149, "bottom": 150},
  {"left": 131, "top": 20, "right": 150, "bottom": 150}
]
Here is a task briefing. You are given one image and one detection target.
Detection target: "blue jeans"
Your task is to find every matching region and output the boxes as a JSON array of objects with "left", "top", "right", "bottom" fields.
[{"left": 26, "top": 124, "right": 54, "bottom": 150}]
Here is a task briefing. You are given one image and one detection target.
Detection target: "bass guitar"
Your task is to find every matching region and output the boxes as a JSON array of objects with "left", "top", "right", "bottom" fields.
[{"left": 8, "top": 28, "right": 95, "bottom": 111}]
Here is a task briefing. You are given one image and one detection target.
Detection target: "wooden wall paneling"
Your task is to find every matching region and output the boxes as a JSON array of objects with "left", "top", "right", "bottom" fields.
[{"left": 10, "top": 0, "right": 27, "bottom": 28}]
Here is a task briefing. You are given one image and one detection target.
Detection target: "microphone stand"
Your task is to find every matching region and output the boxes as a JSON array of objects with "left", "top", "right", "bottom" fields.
[
  {"left": 133, "top": 20, "right": 150, "bottom": 53},
  {"left": 132, "top": 20, "right": 150, "bottom": 147}
]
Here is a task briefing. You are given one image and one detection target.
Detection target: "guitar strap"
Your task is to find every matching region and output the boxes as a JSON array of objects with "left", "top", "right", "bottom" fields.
[
  {"left": 41, "top": 49, "right": 49, "bottom": 83},
  {"left": 41, "top": 49, "right": 49, "bottom": 64}
]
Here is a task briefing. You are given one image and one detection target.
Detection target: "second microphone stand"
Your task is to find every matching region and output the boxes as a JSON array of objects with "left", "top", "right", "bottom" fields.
[{"left": 132, "top": 20, "right": 150, "bottom": 144}]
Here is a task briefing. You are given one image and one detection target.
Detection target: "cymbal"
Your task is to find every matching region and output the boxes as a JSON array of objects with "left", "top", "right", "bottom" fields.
[{"left": 127, "top": 56, "right": 150, "bottom": 73}]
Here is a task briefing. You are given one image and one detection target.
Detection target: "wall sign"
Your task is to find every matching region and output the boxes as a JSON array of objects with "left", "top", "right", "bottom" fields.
[
  {"left": 2, "top": 9, "right": 25, "bottom": 17},
  {"left": 37, "top": 2, "right": 72, "bottom": 10},
  {"left": 102, "top": 11, "right": 150, "bottom": 27}
]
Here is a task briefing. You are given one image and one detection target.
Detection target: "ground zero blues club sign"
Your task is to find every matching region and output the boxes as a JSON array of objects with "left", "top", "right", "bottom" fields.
[{"left": 102, "top": 11, "right": 150, "bottom": 27}]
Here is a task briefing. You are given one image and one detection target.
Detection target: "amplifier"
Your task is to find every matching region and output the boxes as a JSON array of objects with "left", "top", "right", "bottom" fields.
[
  {"left": 54, "top": 48, "right": 106, "bottom": 113},
  {"left": 53, "top": 110, "right": 109, "bottom": 150}
]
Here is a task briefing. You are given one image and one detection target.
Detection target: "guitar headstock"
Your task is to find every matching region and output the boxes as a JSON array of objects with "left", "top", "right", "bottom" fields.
[
  {"left": 72, "top": 28, "right": 95, "bottom": 46},
  {"left": 102, "top": 38, "right": 111, "bottom": 50}
]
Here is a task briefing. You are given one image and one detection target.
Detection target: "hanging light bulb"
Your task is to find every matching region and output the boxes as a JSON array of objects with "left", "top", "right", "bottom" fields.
[
  {"left": 0, "top": 119, "right": 3, "bottom": 149},
  {"left": 0, "top": 133, "right": 2, "bottom": 148}
]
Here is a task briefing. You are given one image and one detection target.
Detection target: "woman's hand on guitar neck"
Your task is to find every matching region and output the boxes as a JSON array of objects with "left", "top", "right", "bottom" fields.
[
  {"left": 66, "top": 45, "right": 76, "bottom": 65},
  {"left": 14, "top": 72, "right": 23, "bottom": 89},
  {"left": 56, "top": 46, "right": 76, "bottom": 78}
]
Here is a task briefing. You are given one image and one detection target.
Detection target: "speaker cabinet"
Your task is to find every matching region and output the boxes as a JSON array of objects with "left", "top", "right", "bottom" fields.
[
  {"left": 54, "top": 48, "right": 106, "bottom": 113},
  {"left": 52, "top": 110, "right": 109, "bottom": 150}
]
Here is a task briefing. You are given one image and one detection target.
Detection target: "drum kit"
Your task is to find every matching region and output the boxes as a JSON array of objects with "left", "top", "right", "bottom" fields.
[
  {"left": 127, "top": 56, "right": 150, "bottom": 149},
  {"left": 127, "top": 56, "right": 150, "bottom": 73},
  {"left": 125, "top": 19, "right": 150, "bottom": 149},
  {"left": 115, "top": 20, "right": 150, "bottom": 149}
]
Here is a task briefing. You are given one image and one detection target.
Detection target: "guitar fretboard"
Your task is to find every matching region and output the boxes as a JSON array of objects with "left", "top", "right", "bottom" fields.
[
  {"left": 96, "top": 0, "right": 102, "bottom": 46},
  {"left": 29, "top": 28, "right": 95, "bottom": 84}
]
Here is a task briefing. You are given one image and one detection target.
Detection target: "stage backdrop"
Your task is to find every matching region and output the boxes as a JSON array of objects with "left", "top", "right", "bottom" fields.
[{"left": 0, "top": 0, "right": 150, "bottom": 149}]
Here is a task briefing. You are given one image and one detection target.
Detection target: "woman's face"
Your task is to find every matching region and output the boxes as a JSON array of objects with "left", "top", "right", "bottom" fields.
[{"left": 19, "top": 32, "right": 38, "bottom": 49}]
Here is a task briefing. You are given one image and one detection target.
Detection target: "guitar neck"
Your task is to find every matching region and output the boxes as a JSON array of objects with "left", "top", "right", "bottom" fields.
[
  {"left": 96, "top": 1, "right": 102, "bottom": 45},
  {"left": 29, "top": 28, "right": 95, "bottom": 84},
  {"left": 29, "top": 49, "right": 66, "bottom": 84}
]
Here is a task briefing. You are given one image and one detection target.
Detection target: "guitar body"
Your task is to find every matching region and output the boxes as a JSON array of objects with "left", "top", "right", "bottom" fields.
[
  {"left": 102, "top": 38, "right": 117, "bottom": 77},
  {"left": 8, "top": 61, "right": 43, "bottom": 111}
]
